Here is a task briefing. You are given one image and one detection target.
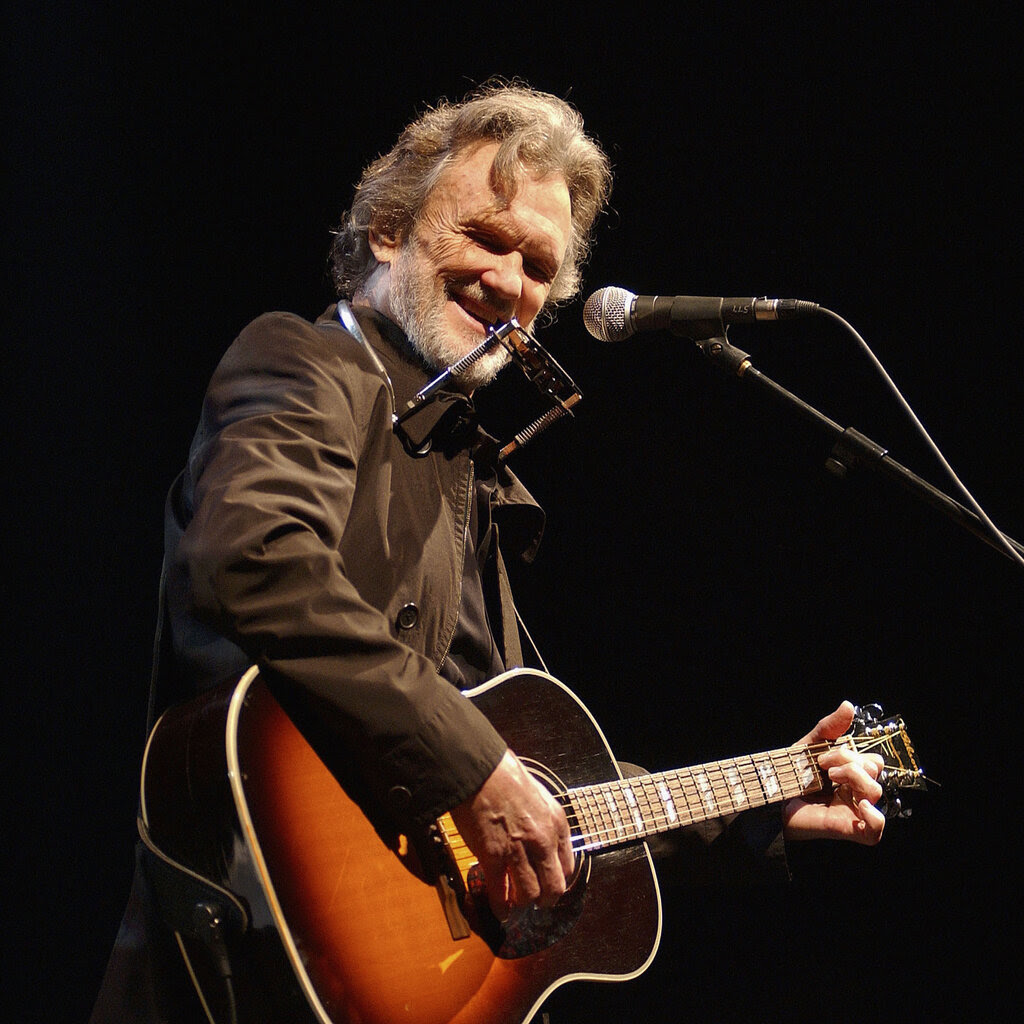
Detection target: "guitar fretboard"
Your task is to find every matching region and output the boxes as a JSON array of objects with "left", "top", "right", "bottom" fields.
[{"left": 566, "top": 743, "right": 830, "bottom": 852}]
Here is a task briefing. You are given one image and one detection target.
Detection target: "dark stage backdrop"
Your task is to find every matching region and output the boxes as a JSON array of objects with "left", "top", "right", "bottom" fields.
[{"left": 8, "top": 5, "right": 1022, "bottom": 1022}]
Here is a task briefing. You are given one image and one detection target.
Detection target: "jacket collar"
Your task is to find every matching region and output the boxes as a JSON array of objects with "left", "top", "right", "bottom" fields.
[{"left": 321, "top": 303, "right": 546, "bottom": 561}]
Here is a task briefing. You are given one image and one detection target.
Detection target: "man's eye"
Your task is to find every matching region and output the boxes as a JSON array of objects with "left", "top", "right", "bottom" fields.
[{"left": 468, "top": 231, "right": 501, "bottom": 252}]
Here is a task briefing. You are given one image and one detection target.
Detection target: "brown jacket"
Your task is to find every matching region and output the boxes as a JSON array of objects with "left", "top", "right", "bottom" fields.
[{"left": 160, "top": 303, "right": 545, "bottom": 829}]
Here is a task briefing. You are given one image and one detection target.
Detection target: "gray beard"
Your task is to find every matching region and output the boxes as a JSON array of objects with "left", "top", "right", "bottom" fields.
[{"left": 388, "top": 249, "right": 511, "bottom": 392}]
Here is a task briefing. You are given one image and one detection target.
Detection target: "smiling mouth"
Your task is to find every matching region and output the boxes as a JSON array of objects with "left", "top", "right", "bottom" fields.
[
  {"left": 458, "top": 304, "right": 494, "bottom": 332},
  {"left": 447, "top": 287, "right": 512, "bottom": 332}
]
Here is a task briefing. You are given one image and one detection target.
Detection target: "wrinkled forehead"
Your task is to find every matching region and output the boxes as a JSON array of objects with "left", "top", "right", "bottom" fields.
[
  {"left": 428, "top": 139, "right": 566, "bottom": 214},
  {"left": 426, "top": 141, "right": 509, "bottom": 212},
  {"left": 421, "top": 140, "right": 569, "bottom": 234}
]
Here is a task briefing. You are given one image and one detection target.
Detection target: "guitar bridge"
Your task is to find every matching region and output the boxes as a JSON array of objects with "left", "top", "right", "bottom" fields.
[{"left": 433, "top": 813, "right": 473, "bottom": 940}]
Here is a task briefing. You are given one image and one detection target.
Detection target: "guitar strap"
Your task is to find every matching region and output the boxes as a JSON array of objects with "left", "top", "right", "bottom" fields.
[
  {"left": 493, "top": 531, "right": 524, "bottom": 669},
  {"left": 140, "top": 559, "right": 251, "bottom": 965},
  {"left": 145, "top": 553, "right": 170, "bottom": 737},
  {"left": 494, "top": 525, "right": 551, "bottom": 674},
  {"left": 136, "top": 815, "right": 249, "bottom": 951}
]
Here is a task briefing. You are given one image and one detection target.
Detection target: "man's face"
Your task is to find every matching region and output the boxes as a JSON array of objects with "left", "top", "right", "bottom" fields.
[{"left": 369, "top": 141, "right": 573, "bottom": 389}]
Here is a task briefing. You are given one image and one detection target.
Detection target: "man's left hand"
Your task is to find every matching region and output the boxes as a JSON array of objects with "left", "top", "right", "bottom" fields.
[{"left": 782, "top": 701, "right": 886, "bottom": 846}]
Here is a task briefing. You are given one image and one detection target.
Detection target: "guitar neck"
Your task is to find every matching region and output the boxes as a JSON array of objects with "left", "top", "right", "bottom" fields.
[{"left": 567, "top": 740, "right": 836, "bottom": 852}]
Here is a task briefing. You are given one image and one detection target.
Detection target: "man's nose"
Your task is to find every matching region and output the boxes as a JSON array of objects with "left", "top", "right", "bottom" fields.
[{"left": 480, "top": 254, "right": 524, "bottom": 303}]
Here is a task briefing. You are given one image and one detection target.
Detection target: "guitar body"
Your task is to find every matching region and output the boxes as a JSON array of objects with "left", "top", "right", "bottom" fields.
[{"left": 140, "top": 668, "right": 662, "bottom": 1024}]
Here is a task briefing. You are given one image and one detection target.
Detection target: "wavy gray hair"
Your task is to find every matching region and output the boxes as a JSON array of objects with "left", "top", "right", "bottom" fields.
[{"left": 329, "top": 82, "right": 612, "bottom": 310}]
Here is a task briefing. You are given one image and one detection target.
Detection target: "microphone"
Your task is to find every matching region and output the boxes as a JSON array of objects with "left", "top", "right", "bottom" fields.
[{"left": 583, "top": 286, "right": 820, "bottom": 342}]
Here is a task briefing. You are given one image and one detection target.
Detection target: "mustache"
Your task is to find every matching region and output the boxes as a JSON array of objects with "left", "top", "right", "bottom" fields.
[{"left": 444, "top": 280, "right": 517, "bottom": 325}]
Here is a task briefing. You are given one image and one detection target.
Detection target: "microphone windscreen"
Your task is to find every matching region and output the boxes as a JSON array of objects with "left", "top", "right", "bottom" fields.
[{"left": 583, "top": 286, "right": 636, "bottom": 342}]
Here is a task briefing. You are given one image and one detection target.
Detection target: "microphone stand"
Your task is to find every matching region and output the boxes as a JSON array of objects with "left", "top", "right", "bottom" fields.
[{"left": 694, "top": 334, "right": 1024, "bottom": 565}]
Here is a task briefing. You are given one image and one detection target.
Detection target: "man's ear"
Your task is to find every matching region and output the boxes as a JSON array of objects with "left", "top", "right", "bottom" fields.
[{"left": 368, "top": 223, "right": 400, "bottom": 263}]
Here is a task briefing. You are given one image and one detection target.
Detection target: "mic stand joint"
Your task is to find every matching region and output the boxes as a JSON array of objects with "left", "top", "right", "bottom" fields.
[{"left": 694, "top": 334, "right": 752, "bottom": 377}]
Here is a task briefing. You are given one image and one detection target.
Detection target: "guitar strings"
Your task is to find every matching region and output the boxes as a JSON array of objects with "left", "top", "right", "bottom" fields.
[
  {"left": 447, "top": 734, "right": 896, "bottom": 861},
  {"left": 562, "top": 729, "right": 913, "bottom": 851},
  {"left": 560, "top": 741, "right": 838, "bottom": 852}
]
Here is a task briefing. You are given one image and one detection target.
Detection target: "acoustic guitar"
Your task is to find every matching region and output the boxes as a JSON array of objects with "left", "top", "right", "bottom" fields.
[{"left": 139, "top": 666, "right": 924, "bottom": 1024}]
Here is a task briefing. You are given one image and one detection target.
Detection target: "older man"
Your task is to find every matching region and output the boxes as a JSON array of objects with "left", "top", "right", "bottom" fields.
[{"left": 92, "top": 82, "right": 884, "bottom": 1022}]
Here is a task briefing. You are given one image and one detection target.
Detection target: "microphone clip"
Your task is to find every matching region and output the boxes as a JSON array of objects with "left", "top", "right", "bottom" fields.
[{"left": 694, "top": 334, "right": 753, "bottom": 377}]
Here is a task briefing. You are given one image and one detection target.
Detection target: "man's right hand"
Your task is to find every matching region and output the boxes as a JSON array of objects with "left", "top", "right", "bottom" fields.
[{"left": 448, "top": 748, "right": 574, "bottom": 920}]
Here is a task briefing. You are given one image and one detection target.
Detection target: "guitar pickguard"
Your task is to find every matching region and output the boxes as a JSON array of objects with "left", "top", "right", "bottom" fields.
[{"left": 467, "top": 864, "right": 590, "bottom": 959}]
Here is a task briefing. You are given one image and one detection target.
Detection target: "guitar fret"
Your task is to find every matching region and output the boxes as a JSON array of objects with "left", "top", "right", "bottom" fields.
[
  {"left": 635, "top": 777, "right": 662, "bottom": 831},
  {"left": 578, "top": 786, "right": 608, "bottom": 849},
  {"left": 671, "top": 770, "right": 704, "bottom": 825},
  {"left": 657, "top": 777, "right": 681, "bottom": 825},
  {"left": 735, "top": 755, "right": 769, "bottom": 807},
  {"left": 703, "top": 760, "right": 738, "bottom": 815},
  {"left": 754, "top": 753, "right": 782, "bottom": 800},
  {"left": 636, "top": 776, "right": 672, "bottom": 833},
  {"left": 673, "top": 770, "right": 704, "bottom": 825},
  {"left": 631, "top": 777, "right": 659, "bottom": 831},
  {"left": 603, "top": 775, "right": 675, "bottom": 836},
  {"left": 771, "top": 746, "right": 823, "bottom": 800},
  {"left": 679, "top": 767, "right": 717, "bottom": 819},
  {"left": 610, "top": 781, "right": 648, "bottom": 840},
  {"left": 721, "top": 759, "right": 752, "bottom": 811},
  {"left": 612, "top": 785, "right": 637, "bottom": 838},
  {"left": 620, "top": 783, "right": 646, "bottom": 834},
  {"left": 577, "top": 783, "right": 627, "bottom": 848},
  {"left": 721, "top": 759, "right": 751, "bottom": 809},
  {"left": 772, "top": 751, "right": 796, "bottom": 798},
  {"left": 692, "top": 769, "right": 719, "bottom": 817},
  {"left": 601, "top": 786, "right": 628, "bottom": 840},
  {"left": 787, "top": 748, "right": 819, "bottom": 794}
]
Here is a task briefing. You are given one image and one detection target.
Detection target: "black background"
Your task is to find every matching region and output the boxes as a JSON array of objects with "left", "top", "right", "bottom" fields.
[{"left": 8, "top": 5, "right": 1022, "bottom": 1022}]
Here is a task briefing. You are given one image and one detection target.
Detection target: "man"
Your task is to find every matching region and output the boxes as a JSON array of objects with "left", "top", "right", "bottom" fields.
[{"left": 92, "top": 82, "right": 885, "bottom": 1022}]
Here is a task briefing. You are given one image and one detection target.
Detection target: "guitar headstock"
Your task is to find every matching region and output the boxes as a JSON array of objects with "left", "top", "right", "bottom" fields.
[{"left": 850, "top": 704, "right": 928, "bottom": 819}]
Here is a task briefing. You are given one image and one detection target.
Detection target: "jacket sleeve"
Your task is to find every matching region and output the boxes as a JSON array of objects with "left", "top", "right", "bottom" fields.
[
  {"left": 647, "top": 807, "right": 789, "bottom": 886},
  {"left": 170, "top": 312, "right": 508, "bottom": 828}
]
